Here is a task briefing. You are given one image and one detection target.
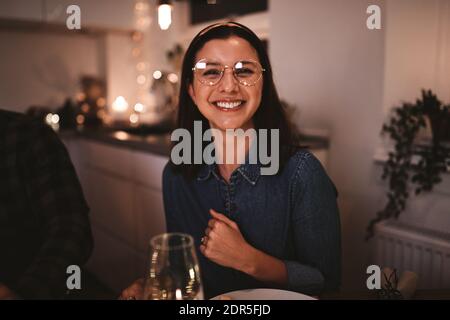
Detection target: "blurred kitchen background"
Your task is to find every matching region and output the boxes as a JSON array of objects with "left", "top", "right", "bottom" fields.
[{"left": 1, "top": 0, "right": 449, "bottom": 298}]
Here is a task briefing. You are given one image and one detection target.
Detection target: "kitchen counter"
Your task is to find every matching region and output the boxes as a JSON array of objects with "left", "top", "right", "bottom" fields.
[
  {"left": 59, "top": 128, "right": 172, "bottom": 157},
  {"left": 59, "top": 127, "right": 330, "bottom": 158}
]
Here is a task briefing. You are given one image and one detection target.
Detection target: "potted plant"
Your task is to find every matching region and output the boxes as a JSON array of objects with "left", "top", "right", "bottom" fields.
[{"left": 366, "top": 90, "right": 450, "bottom": 240}]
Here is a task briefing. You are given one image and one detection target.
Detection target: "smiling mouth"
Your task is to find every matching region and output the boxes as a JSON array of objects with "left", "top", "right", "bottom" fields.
[{"left": 211, "top": 100, "right": 246, "bottom": 111}]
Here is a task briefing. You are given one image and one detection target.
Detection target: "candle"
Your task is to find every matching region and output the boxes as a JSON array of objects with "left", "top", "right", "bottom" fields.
[
  {"left": 111, "top": 96, "right": 130, "bottom": 123},
  {"left": 112, "top": 96, "right": 129, "bottom": 112}
]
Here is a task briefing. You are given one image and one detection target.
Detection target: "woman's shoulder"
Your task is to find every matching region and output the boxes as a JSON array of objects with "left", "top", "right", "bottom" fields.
[
  {"left": 162, "top": 162, "right": 181, "bottom": 194},
  {"left": 285, "top": 149, "right": 325, "bottom": 176},
  {"left": 162, "top": 161, "right": 192, "bottom": 185},
  {"left": 286, "top": 148, "right": 338, "bottom": 197},
  {"left": 163, "top": 161, "right": 177, "bottom": 181}
]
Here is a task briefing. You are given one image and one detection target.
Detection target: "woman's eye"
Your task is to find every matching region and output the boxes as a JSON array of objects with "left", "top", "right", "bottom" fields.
[
  {"left": 235, "top": 68, "right": 255, "bottom": 77},
  {"left": 203, "top": 69, "right": 222, "bottom": 77}
]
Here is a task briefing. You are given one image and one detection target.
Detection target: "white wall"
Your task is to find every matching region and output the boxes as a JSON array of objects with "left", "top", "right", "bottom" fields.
[
  {"left": 383, "top": 0, "right": 450, "bottom": 113},
  {"left": 0, "top": 30, "right": 102, "bottom": 112},
  {"left": 270, "top": 0, "right": 386, "bottom": 291},
  {"left": 270, "top": 0, "right": 450, "bottom": 291}
]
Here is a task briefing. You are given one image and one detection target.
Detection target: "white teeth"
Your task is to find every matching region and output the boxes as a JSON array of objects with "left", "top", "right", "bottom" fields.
[{"left": 215, "top": 101, "right": 243, "bottom": 109}]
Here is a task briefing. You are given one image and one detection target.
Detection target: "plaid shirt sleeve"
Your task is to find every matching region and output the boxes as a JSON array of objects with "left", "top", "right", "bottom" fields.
[{"left": 12, "top": 122, "right": 93, "bottom": 299}]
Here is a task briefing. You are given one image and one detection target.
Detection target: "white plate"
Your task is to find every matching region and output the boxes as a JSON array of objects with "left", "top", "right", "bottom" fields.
[{"left": 211, "top": 288, "right": 317, "bottom": 300}]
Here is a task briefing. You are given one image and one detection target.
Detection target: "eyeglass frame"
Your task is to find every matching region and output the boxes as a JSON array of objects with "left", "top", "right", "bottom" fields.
[{"left": 191, "top": 58, "right": 266, "bottom": 87}]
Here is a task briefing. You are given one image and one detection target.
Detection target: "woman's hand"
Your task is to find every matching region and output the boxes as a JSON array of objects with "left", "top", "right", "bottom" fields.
[
  {"left": 118, "top": 278, "right": 145, "bottom": 300},
  {"left": 200, "top": 209, "right": 256, "bottom": 273}
]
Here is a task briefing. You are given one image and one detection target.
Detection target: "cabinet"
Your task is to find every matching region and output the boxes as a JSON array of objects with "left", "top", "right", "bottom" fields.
[{"left": 63, "top": 138, "right": 168, "bottom": 293}]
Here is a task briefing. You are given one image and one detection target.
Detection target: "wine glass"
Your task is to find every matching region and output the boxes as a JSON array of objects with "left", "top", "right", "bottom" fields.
[{"left": 143, "top": 233, "right": 204, "bottom": 300}]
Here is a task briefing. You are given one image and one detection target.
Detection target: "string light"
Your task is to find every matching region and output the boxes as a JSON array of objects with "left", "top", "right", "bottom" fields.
[
  {"left": 132, "top": 31, "right": 143, "bottom": 42},
  {"left": 81, "top": 103, "right": 90, "bottom": 113},
  {"left": 167, "top": 73, "right": 178, "bottom": 83},
  {"left": 136, "top": 62, "right": 147, "bottom": 72},
  {"left": 153, "top": 70, "right": 162, "bottom": 79},
  {"left": 97, "top": 109, "right": 106, "bottom": 119},
  {"left": 134, "top": 0, "right": 151, "bottom": 31},
  {"left": 130, "top": 113, "right": 139, "bottom": 124},
  {"left": 134, "top": 103, "right": 145, "bottom": 113},
  {"left": 137, "top": 74, "right": 147, "bottom": 85},
  {"left": 133, "top": 0, "right": 152, "bottom": 115},
  {"left": 76, "top": 114, "right": 85, "bottom": 125},
  {"left": 76, "top": 92, "right": 85, "bottom": 102},
  {"left": 134, "top": 2, "right": 147, "bottom": 11},
  {"left": 51, "top": 114, "right": 59, "bottom": 124},
  {"left": 132, "top": 47, "right": 141, "bottom": 58},
  {"left": 96, "top": 97, "right": 106, "bottom": 108},
  {"left": 45, "top": 113, "right": 53, "bottom": 125}
]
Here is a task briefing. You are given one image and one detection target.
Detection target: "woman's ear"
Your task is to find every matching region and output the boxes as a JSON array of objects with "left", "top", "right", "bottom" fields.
[{"left": 188, "top": 83, "right": 196, "bottom": 105}]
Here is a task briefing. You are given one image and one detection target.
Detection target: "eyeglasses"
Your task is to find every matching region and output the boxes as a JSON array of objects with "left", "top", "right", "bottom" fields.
[{"left": 192, "top": 59, "right": 265, "bottom": 87}]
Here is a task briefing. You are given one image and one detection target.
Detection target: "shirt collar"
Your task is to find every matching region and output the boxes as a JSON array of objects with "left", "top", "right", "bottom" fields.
[
  {"left": 236, "top": 162, "right": 261, "bottom": 186},
  {"left": 197, "top": 163, "right": 219, "bottom": 181},
  {"left": 197, "top": 161, "right": 261, "bottom": 186}
]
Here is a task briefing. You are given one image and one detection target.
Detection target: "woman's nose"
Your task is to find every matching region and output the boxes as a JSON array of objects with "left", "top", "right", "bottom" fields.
[{"left": 218, "top": 68, "right": 239, "bottom": 92}]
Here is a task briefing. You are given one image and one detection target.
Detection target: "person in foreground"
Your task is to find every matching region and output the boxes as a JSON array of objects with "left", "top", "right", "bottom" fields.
[
  {"left": 0, "top": 109, "right": 93, "bottom": 299},
  {"left": 120, "top": 22, "right": 341, "bottom": 300}
]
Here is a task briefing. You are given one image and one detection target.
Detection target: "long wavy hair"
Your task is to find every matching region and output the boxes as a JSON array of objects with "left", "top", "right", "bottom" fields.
[{"left": 171, "top": 22, "right": 300, "bottom": 179}]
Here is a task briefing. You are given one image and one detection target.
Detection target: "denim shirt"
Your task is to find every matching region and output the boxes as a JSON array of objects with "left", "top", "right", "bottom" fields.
[{"left": 162, "top": 149, "right": 341, "bottom": 299}]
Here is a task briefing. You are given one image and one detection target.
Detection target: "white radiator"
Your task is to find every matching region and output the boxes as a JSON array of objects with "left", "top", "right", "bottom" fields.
[{"left": 373, "top": 221, "right": 450, "bottom": 289}]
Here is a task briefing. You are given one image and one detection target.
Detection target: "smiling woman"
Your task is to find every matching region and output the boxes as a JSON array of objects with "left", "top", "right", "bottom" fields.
[{"left": 120, "top": 22, "right": 341, "bottom": 300}]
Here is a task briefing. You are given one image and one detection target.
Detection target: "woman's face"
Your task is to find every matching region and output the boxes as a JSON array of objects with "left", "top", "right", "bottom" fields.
[{"left": 188, "top": 36, "right": 263, "bottom": 131}]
